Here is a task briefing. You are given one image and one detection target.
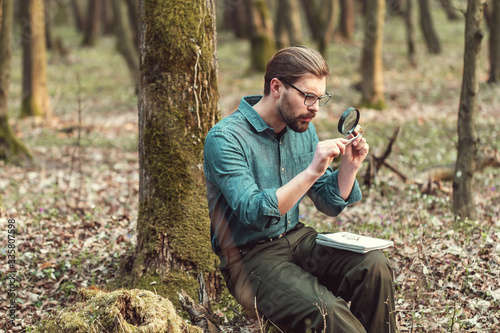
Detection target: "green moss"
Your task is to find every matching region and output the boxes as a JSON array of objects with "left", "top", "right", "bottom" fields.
[
  {"left": 19, "top": 96, "right": 43, "bottom": 118},
  {"left": 32, "top": 288, "right": 203, "bottom": 333},
  {"left": 0, "top": 115, "right": 33, "bottom": 163},
  {"left": 358, "top": 97, "right": 387, "bottom": 110}
]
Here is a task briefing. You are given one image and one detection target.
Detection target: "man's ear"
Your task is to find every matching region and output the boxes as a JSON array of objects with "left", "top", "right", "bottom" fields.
[{"left": 270, "top": 78, "right": 282, "bottom": 98}]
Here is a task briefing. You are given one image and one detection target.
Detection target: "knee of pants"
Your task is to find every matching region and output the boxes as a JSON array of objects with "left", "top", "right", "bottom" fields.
[{"left": 363, "top": 251, "right": 394, "bottom": 281}]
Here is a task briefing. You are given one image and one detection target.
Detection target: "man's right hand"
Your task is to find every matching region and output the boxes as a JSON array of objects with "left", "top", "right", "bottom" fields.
[{"left": 307, "top": 138, "right": 349, "bottom": 178}]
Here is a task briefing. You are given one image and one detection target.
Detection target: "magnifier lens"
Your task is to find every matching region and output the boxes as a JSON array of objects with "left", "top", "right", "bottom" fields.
[{"left": 338, "top": 107, "right": 360, "bottom": 136}]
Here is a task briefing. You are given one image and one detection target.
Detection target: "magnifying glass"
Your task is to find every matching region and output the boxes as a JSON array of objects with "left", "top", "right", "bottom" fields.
[{"left": 338, "top": 107, "right": 362, "bottom": 145}]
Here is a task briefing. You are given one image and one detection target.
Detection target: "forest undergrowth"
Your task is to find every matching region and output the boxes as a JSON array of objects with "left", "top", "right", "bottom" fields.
[{"left": 1, "top": 10, "right": 500, "bottom": 332}]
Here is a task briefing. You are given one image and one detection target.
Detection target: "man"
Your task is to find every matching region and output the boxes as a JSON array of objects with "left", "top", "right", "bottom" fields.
[{"left": 204, "top": 46, "right": 396, "bottom": 332}]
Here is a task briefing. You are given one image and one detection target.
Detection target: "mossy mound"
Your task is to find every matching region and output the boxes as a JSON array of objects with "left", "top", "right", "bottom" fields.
[{"left": 33, "top": 288, "right": 202, "bottom": 333}]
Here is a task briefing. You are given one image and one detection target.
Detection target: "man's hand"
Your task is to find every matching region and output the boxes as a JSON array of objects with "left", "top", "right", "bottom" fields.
[
  {"left": 342, "top": 134, "right": 369, "bottom": 170},
  {"left": 307, "top": 138, "right": 349, "bottom": 178}
]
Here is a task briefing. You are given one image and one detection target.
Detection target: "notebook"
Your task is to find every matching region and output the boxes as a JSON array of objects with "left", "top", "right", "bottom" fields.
[{"left": 316, "top": 232, "right": 394, "bottom": 254}]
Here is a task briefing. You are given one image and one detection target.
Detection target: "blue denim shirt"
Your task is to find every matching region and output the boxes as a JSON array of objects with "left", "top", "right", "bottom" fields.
[{"left": 204, "top": 96, "right": 362, "bottom": 254}]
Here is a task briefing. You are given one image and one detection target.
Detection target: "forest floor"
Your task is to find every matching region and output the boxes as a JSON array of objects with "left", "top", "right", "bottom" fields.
[{"left": 2, "top": 8, "right": 500, "bottom": 333}]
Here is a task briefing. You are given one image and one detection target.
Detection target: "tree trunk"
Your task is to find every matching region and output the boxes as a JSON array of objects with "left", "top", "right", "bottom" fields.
[
  {"left": 439, "top": 0, "right": 460, "bottom": 21},
  {"left": 488, "top": 0, "right": 500, "bottom": 82},
  {"left": 339, "top": 0, "right": 356, "bottom": 41},
  {"left": 300, "top": 0, "right": 320, "bottom": 41},
  {"left": 359, "top": 0, "right": 386, "bottom": 109},
  {"left": 112, "top": 0, "right": 139, "bottom": 90},
  {"left": 453, "top": 0, "right": 484, "bottom": 221},
  {"left": 125, "top": 0, "right": 139, "bottom": 50},
  {"left": 223, "top": 0, "right": 248, "bottom": 38},
  {"left": 132, "top": 0, "right": 221, "bottom": 305},
  {"left": 82, "top": 0, "right": 99, "bottom": 46},
  {"left": 101, "top": 0, "right": 114, "bottom": 35},
  {"left": 403, "top": 0, "right": 417, "bottom": 66},
  {"left": 19, "top": 0, "right": 51, "bottom": 118},
  {"left": 417, "top": 0, "right": 441, "bottom": 54},
  {"left": 247, "top": 0, "right": 276, "bottom": 72},
  {"left": 72, "top": 0, "right": 85, "bottom": 32},
  {"left": 317, "top": 0, "right": 339, "bottom": 56},
  {"left": 0, "top": 0, "right": 32, "bottom": 162},
  {"left": 275, "top": 0, "right": 303, "bottom": 49}
]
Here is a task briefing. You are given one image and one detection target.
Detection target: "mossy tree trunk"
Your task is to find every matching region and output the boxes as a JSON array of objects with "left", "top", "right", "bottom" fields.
[
  {"left": 359, "top": 0, "right": 386, "bottom": 110},
  {"left": 0, "top": 0, "right": 31, "bottom": 162},
  {"left": 247, "top": 0, "right": 276, "bottom": 72},
  {"left": 417, "top": 0, "right": 441, "bottom": 54},
  {"left": 488, "top": 0, "right": 500, "bottom": 83},
  {"left": 453, "top": 0, "right": 484, "bottom": 221},
  {"left": 19, "top": 0, "right": 51, "bottom": 119},
  {"left": 132, "top": 0, "right": 221, "bottom": 305}
]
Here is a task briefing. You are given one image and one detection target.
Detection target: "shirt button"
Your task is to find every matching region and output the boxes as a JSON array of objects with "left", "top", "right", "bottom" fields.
[
  {"left": 288, "top": 221, "right": 291, "bottom": 224},
  {"left": 281, "top": 168, "right": 285, "bottom": 172}
]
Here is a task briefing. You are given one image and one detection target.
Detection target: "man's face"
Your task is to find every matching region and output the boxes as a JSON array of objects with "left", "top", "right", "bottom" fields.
[{"left": 277, "top": 75, "right": 327, "bottom": 133}]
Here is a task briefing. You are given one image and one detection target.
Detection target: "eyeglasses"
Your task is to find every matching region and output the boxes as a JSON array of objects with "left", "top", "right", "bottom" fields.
[{"left": 283, "top": 80, "right": 331, "bottom": 106}]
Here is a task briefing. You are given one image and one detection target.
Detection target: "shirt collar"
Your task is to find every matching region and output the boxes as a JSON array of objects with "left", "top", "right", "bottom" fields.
[{"left": 239, "top": 96, "right": 273, "bottom": 133}]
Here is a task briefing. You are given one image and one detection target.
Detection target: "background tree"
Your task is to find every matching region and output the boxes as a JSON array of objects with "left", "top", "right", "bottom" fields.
[
  {"left": 111, "top": 0, "right": 139, "bottom": 90},
  {"left": 275, "top": 0, "right": 303, "bottom": 49},
  {"left": 453, "top": 0, "right": 484, "bottom": 221},
  {"left": 300, "top": 0, "right": 340, "bottom": 56},
  {"left": 417, "top": 0, "right": 441, "bottom": 54},
  {"left": 125, "top": 0, "right": 139, "bottom": 50},
  {"left": 0, "top": 0, "right": 31, "bottom": 162},
  {"left": 339, "top": 0, "right": 356, "bottom": 41},
  {"left": 403, "top": 0, "right": 417, "bottom": 66},
  {"left": 488, "top": 0, "right": 500, "bottom": 82},
  {"left": 72, "top": 0, "right": 85, "bottom": 32},
  {"left": 247, "top": 0, "right": 276, "bottom": 72},
  {"left": 359, "top": 0, "right": 386, "bottom": 109},
  {"left": 19, "top": 0, "right": 51, "bottom": 118},
  {"left": 130, "top": 0, "right": 220, "bottom": 304},
  {"left": 81, "top": 0, "right": 99, "bottom": 46}
]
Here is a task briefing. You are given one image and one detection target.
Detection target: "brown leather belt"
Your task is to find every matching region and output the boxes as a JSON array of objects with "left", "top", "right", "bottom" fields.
[{"left": 238, "top": 222, "right": 305, "bottom": 253}]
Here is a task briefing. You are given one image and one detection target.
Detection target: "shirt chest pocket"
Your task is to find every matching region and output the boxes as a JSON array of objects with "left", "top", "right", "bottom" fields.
[{"left": 293, "top": 152, "right": 314, "bottom": 174}]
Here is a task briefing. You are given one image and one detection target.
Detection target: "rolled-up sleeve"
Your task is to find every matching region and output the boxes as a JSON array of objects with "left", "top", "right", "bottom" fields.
[{"left": 308, "top": 168, "right": 362, "bottom": 217}]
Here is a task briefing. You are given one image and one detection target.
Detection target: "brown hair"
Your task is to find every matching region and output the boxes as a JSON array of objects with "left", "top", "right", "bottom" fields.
[{"left": 263, "top": 46, "right": 329, "bottom": 95}]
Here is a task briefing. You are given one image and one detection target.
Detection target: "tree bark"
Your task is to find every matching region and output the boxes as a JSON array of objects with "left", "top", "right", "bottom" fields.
[
  {"left": 81, "top": 0, "right": 99, "bottom": 46},
  {"left": 453, "top": 0, "right": 484, "bottom": 221},
  {"left": 403, "top": 0, "right": 417, "bottom": 66},
  {"left": 359, "top": 0, "right": 386, "bottom": 109},
  {"left": 133, "top": 0, "right": 221, "bottom": 305},
  {"left": 0, "top": 0, "right": 31, "bottom": 162},
  {"left": 247, "top": 0, "right": 276, "bottom": 72},
  {"left": 275, "top": 0, "right": 303, "bottom": 49},
  {"left": 112, "top": 0, "right": 139, "bottom": 89},
  {"left": 417, "top": 0, "right": 441, "bottom": 54},
  {"left": 19, "top": 0, "right": 52, "bottom": 118},
  {"left": 488, "top": 0, "right": 500, "bottom": 82},
  {"left": 72, "top": 0, "right": 85, "bottom": 32},
  {"left": 317, "top": 0, "right": 339, "bottom": 56},
  {"left": 339, "top": 0, "right": 356, "bottom": 41},
  {"left": 124, "top": 0, "right": 139, "bottom": 50},
  {"left": 439, "top": 0, "right": 460, "bottom": 21}
]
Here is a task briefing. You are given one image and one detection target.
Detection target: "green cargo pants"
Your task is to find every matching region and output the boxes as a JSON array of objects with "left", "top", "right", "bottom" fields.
[{"left": 219, "top": 226, "right": 396, "bottom": 333}]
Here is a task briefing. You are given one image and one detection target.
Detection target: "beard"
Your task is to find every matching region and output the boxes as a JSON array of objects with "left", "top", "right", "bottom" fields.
[{"left": 277, "top": 93, "right": 315, "bottom": 133}]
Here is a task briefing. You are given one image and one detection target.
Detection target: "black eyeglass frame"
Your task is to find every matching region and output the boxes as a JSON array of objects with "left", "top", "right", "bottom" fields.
[{"left": 283, "top": 80, "right": 331, "bottom": 106}]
